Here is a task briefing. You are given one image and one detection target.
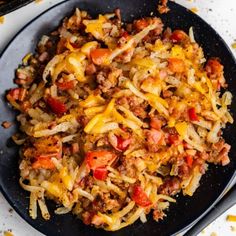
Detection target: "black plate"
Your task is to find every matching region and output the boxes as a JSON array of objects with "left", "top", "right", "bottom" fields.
[
  {"left": 0, "top": 0, "right": 34, "bottom": 16},
  {"left": 0, "top": 1, "right": 236, "bottom": 236}
]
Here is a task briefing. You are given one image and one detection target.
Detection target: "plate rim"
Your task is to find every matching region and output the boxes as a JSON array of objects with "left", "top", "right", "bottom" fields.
[
  {"left": 0, "top": 1, "right": 236, "bottom": 235},
  {"left": 0, "top": 0, "right": 35, "bottom": 17}
]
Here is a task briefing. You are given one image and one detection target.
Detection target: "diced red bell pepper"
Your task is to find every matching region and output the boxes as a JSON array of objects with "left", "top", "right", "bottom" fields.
[
  {"left": 131, "top": 185, "right": 152, "bottom": 207},
  {"left": 116, "top": 136, "right": 131, "bottom": 151},
  {"left": 8, "top": 88, "right": 20, "bottom": 100},
  {"left": 56, "top": 80, "right": 75, "bottom": 91},
  {"left": 205, "top": 58, "right": 223, "bottom": 78},
  {"left": 188, "top": 107, "right": 199, "bottom": 121},
  {"left": 185, "top": 155, "right": 193, "bottom": 168},
  {"left": 46, "top": 96, "right": 67, "bottom": 115},
  {"left": 168, "top": 134, "right": 181, "bottom": 146},
  {"left": 93, "top": 167, "right": 108, "bottom": 180},
  {"left": 85, "top": 150, "right": 116, "bottom": 170},
  {"left": 170, "top": 30, "right": 188, "bottom": 43},
  {"left": 134, "top": 19, "right": 149, "bottom": 31},
  {"left": 121, "top": 31, "right": 130, "bottom": 39}
]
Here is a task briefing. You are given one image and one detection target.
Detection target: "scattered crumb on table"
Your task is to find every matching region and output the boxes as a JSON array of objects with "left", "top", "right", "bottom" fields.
[
  {"left": 0, "top": 16, "right": 4, "bottom": 24},
  {"left": 227, "top": 215, "right": 236, "bottom": 222},
  {"left": 232, "top": 42, "right": 236, "bottom": 49},
  {"left": 190, "top": 7, "right": 198, "bottom": 13},
  {"left": 210, "top": 232, "right": 217, "bottom": 236},
  {"left": 231, "top": 226, "right": 236, "bottom": 232},
  {"left": 35, "top": 0, "right": 43, "bottom": 3},
  {"left": 1, "top": 121, "right": 12, "bottom": 129},
  {"left": 8, "top": 208, "right": 13, "bottom": 214},
  {"left": 4, "top": 231, "right": 14, "bottom": 236}
]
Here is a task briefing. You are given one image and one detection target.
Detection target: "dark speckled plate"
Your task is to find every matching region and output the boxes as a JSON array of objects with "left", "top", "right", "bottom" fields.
[
  {"left": 0, "top": 1, "right": 236, "bottom": 236},
  {"left": 0, "top": 0, "right": 34, "bottom": 16}
]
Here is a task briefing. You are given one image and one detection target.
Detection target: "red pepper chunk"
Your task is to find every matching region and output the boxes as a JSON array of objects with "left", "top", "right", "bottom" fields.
[
  {"left": 170, "top": 30, "right": 188, "bottom": 43},
  {"left": 205, "top": 58, "right": 223, "bottom": 79},
  {"left": 134, "top": 19, "right": 149, "bottom": 31},
  {"left": 188, "top": 107, "right": 199, "bottom": 121},
  {"left": 131, "top": 185, "right": 152, "bottom": 207},
  {"left": 93, "top": 167, "right": 108, "bottom": 180},
  {"left": 90, "top": 48, "right": 111, "bottom": 65},
  {"left": 56, "top": 80, "right": 75, "bottom": 91},
  {"left": 168, "top": 134, "right": 181, "bottom": 146},
  {"left": 46, "top": 96, "right": 67, "bottom": 115},
  {"left": 85, "top": 150, "right": 116, "bottom": 170},
  {"left": 185, "top": 155, "right": 193, "bottom": 168},
  {"left": 121, "top": 31, "right": 130, "bottom": 39},
  {"left": 116, "top": 136, "right": 131, "bottom": 151}
]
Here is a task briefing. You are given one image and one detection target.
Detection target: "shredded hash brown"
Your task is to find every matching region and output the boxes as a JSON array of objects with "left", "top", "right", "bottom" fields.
[{"left": 6, "top": 7, "right": 233, "bottom": 231}]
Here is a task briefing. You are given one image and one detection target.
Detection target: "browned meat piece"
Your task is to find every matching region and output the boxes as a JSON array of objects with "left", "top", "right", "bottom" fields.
[
  {"left": 96, "top": 68, "right": 122, "bottom": 93},
  {"left": 116, "top": 95, "right": 148, "bottom": 119},
  {"left": 157, "top": 0, "right": 170, "bottom": 14},
  {"left": 209, "top": 139, "right": 231, "bottom": 166},
  {"left": 114, "top": 8, "right": 121, "bottom": 21},
  {"left": 85, "top": 63, "right": 97, "bottom": 75},
  {"left": 158, "top": 177, "right": 181, "bottom": 196},
  {"left": 77, "top": 115, "right": 89, "bottom": 127},
  {"left": 162, "top": 89, "right": 173, "bottom": 98},
  {"left": 82, "top": 211, "right": 95, "bottom": 225},
  {"left": 153, "top": 209, "right": 165, "bottom": 221},
  {"left": 133, "top": 17, "right": 163, "bottom": 42}
]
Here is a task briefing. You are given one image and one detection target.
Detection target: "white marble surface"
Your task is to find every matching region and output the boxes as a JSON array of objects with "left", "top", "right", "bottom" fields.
[{"left": 0, "top": 0, "right": 236, "bottom": 235}]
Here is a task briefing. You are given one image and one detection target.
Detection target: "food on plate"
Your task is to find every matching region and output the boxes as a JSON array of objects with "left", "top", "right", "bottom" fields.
[{"left": 6, "top": 7, "right": 233, "bottom": 231}]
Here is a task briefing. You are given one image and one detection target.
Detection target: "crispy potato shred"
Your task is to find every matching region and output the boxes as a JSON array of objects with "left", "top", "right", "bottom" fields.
[{"left": 7, "top": 7, "right": 233, "bottom": 231}]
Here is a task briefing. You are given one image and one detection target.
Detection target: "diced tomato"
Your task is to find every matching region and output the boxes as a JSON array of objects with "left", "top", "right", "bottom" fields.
[
  {"left": 56, "top": 80, "right": 75, "bottom": 91},
  {"left": 131, "top": 185, "right": 152, "bottom": 207},
  {"left": 168, "top": 134, "right": 181, "bottom": 146},
  {"left": 8, "top": 88, "right": 20, "bottom": 100},
  {"left": 185, "top": 155, "right": 193, "bottom": 168},
  {"left": 46, "top": 96, "right": 67, "bottom": 115},
  {"left": 85, "top": 150, "right": 116, "bottom": 170},
  {"left": 168, "top": 58, "right": 185, "bottom": 73},
  {"left": 32, "top": 156, "right": 55, "bottom": 169},
  {"left": 116, "top": 136, "right": 131, "bottom": 151},
  {"left": 93, "top": 167, "right": 108, "bottom": 180},
  {"left": 205, "top": 58, "right": 223, "bottom": 78},
  {"left": 90, "top": 48, "right": 111, "bottom": 65},
  {"left": 121, "top": 31, "right": 129, "bottom": 39},
  {"left": 188, "top": 107, "right": 199, "bottom": 121},
  {"left": 150, "top": 117, "right": 162, "bottom": 130},
  {"left": 146, "top": 129, "right": 163, "bottom": 144},
  {"left": 134, "top": 19, "right": 149, "bottom": 31},
  {"left": 170, "top": 30, "right": 188, "bottom": 43}
]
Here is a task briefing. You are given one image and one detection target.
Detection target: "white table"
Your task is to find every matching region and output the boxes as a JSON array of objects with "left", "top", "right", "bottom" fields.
[{"left": 0, "top": 0, "right": 236, "bottom": 235}]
